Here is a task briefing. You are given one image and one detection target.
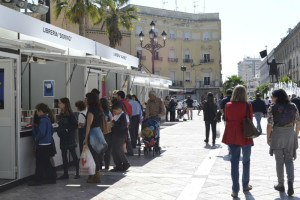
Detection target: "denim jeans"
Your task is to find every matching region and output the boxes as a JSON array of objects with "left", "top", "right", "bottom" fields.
[
  {"left": 254, "top": 112, "right": 263, "bottom": 132},
  {"left": 89, "top": 127, "right": 108, "bottom": 154},
  {"left": 229, "top": 144, "right": 252, "bottom": 193}
]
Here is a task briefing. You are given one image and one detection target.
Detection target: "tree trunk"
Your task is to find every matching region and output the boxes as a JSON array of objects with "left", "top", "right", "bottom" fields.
[{"left": 78, "top": 17, "right": 86, "bottom": 36}]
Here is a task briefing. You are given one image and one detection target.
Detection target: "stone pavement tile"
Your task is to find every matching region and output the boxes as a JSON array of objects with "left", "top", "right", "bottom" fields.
[
  {"left": 197, "top": 118, "right": 300, "bottom": 200},
  {"left": 5, "top": 113, "right": 300, "bottom": 200}
]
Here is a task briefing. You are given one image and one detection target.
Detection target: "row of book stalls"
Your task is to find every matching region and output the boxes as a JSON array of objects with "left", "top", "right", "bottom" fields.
[{"left": 0, "top": 5, "right": 171, "bottom": 189}]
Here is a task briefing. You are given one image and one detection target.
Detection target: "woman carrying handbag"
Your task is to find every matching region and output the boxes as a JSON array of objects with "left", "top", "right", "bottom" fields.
[
  {"left": 267, "top": 89, "right": 299, "bottom": 196},
  {"left": 83, "top": 92, "right": 108, "bottom": 183},
  {"left": 222, "top": 85, "right": 253, "bottom": 198}
]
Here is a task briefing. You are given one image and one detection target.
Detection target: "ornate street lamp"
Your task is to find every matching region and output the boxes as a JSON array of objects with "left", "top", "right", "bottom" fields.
[
  {"left": 181, "top": 65, "right": 187, "bottom": 99},
  {"left": 139, "top": 21, "right": 167, "bottom": 74}
]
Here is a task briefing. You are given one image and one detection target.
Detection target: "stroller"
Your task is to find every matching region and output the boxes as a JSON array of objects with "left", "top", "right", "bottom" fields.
[
  {"left": 177, "top": 107, "right": 188, "bottom": 121},
  {"left": 138, "top": 118, "right": 161, "bottom": 156}
]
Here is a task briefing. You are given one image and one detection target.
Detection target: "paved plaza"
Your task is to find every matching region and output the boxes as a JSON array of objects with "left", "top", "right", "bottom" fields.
[{"left": 1, "top": 111, "right": 300, "bottom": 200}]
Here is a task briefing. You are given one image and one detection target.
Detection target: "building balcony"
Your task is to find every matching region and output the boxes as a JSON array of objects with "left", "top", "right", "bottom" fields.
[
  {"left": 200, "top": 59, "right": 214, "bottom": 63},
  {"left": 197, "top": 81, "right": 222, "bottom": 88},
  {"left": 183, "top": 58, "right": 193, "bottom": 63},
  {"left": 168, "top": 58, "right": 178, "bottom": 62},
  {"left": 154, "top": 57, "right": 163, "bottom": 61}
]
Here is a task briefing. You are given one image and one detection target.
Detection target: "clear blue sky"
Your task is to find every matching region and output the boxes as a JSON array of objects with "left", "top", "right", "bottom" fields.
[{"left": 129, "top": 0, "right": 300, "bottom": 81}]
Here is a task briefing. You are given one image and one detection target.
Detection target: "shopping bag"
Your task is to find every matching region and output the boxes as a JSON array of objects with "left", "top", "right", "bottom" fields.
[
  {"left": 79, "top": 145, "right": 96, "bottom": 175},
  {"left": 216, "top": 125, "right": 220, "bottom": 138},
  {"left": 138, "top": 124, "right": 142, "bottom": 137}
]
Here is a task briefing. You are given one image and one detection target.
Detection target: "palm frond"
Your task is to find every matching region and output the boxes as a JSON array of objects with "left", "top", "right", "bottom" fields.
[{"left": 54, "top": 1, "right": 68, "bottom": 18}]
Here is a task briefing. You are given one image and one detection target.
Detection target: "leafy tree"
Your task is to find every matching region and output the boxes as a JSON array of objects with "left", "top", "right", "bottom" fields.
[
  {"left": 279, "top": 75, "right": 297, "bottom": 84},
  {"left": 54, "top": 0, "right": 100, "bottom": 36},
  {"left": 96, "top": 0, "right": 139, "bottom": 48},
  {"left": 254, "top": 82, "right": 269, "bottom": 97},
  {"left": 223, "top": 75, "right": 246, "bottom": 93}
]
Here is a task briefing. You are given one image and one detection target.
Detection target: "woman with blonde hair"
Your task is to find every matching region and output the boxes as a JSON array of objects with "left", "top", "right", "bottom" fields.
[{"left": 222, "top": 85, "right": 254, "bottom": 198}]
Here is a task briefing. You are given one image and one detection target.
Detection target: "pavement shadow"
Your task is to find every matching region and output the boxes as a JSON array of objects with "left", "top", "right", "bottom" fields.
[
  {"left": 274, "top": 192, "right": 300, "bottom": 200},
  {"left": 204, "top": 144, "right": 223, "bottom": 149},
  {"left": 217, "top": 154, "right": 231, "bottom": 161},
  {"left": 216, "top": 155, "right": 243, "bottom": 162},
  {"left": 244, "top": 191, "right": 255, "bottom": 200}
]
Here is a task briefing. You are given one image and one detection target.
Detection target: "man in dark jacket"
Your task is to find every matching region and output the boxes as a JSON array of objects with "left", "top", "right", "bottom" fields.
[
  {"left": 252, "top": 93, "right": 267, "bottom": 133},
  {"left": 186, "top": 96, "right": 194, "bottom": 120},
  {"left": 291, "top": 94, "right": 300, "bottom": 113},
  {"left": 220, "top": 89, "right": 232, "bottom": 122}
]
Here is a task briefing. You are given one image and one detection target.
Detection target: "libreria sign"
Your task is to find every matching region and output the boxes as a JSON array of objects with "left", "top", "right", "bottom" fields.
[{"left": 43, "top": 27, "right": 72, "bottom": 41}]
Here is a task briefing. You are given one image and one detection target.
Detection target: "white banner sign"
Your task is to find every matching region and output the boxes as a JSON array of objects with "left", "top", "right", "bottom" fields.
[
  {"left": 96, "top": 43, "right": 138, "bottom": 68},
  {"left": 0, "top": 5, "right": 95, "bottom": 54}
]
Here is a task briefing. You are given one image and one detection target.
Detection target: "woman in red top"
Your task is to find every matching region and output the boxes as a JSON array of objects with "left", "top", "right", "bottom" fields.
[{"left": 222, "top": 85, "right": 254, "bottom": 198}]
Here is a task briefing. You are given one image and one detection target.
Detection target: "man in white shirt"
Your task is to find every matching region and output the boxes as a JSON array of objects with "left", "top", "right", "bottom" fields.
[
  {"left": 176, "top": 100, "right": 183, "bottom": 120},
  {"left": 265, "top": 97, "right": 270, "bottom": 108}
]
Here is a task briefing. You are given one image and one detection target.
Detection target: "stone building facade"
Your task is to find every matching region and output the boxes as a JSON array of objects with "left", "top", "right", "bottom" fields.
[
  {"left": 238, "top": 57, "right": 261, "bottom": 97},
  {"left": 129, "top": 5, "right": 222, "bottom": 100},
  {"left": 274, "top": 23, "right": 300, "bottom": 84}
]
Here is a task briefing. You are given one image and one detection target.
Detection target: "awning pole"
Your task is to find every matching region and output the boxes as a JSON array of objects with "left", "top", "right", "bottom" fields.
[
  {"left": 21, "top": 53, "right": 33, "bottom": 76},
  {"left": 66, "top": 63, "right": 77, "bottom": 86},
  {"left": 85, "top": 68, "right": 91, "bottom": 88},
  {"left": 66, "top": 61, "right": 71, "bottom": 98},
  {"left": 130, "top": 75, "right": 136, "bottom": 93}
]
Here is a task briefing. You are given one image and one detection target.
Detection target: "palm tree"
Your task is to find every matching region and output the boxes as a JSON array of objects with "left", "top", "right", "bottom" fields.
[
  {"left": 96, "top": 0, "right": 139, "bottom": 48},
  {"left": 54, "top": 0, "right": 100, "bottom": 36},
  {"left": 223, "top": 75, "right": 246, "bottom": 92}
]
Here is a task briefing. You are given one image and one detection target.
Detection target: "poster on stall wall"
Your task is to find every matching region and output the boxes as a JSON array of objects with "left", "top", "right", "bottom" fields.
[
  {"left": 43, "top": 80, "right": 55, "bottom": 97},
  {"left": 0, "top": 69, "right": 4, "bottom": 109}
]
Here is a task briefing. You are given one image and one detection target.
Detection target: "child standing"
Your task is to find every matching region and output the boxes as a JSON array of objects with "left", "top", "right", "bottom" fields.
[
  {"left": 29, "top": 103, "right": 56, "bottom": 186},
  {"left": 57, "top": 97, "right": 80, "bottom": 179},
  {"left": 110, "top": 100, "right": 130, "bottom": 172}
]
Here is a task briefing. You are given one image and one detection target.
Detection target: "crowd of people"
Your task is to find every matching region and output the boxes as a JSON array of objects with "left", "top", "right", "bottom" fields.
[
  {"left": 27, "top": 85, "right": 299, "bottom": 198},
  {"left": 28, "top": 89, "right": 165, "bottom": 186},
  {"left": 220, "top": 86, "right": 299, "bottom": 198}
]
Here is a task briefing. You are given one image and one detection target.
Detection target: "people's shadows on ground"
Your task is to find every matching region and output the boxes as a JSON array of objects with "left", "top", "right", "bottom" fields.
[
  {"left": 274, "top": 191, "right": 300, "bottom": 200},
  {"left": 204, "top": 143, "right": 222, "bottom": 149},
  {"left": 244, "top": 191, "right": 255, "bottom": 200},
  {"left": 216, "top": 154, "right": 243, "bottom": 162}
]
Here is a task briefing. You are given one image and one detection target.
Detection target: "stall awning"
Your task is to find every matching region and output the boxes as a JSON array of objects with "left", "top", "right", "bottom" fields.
[{"left": 0, "top": 37, "right": 66, "bottom": 54}]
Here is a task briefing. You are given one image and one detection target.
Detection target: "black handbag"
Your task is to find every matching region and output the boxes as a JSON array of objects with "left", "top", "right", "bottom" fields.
[{"left": 243, "top": 103, "right": 261, "bottom": 138}]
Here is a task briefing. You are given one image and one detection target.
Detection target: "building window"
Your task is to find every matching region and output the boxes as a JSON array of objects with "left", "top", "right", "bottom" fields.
[
  {"left": 203, "top": 32, "right": 210, "bottom": 41},
  {"left": 185, "top": 72, "right": 191, "bottom": 82},
  {"left": 169, "top": 49, "right": 176, "bottom": 58},
  {"left": 184, "top": 32, "right": 190, "bottom": 41},
  {"left": 204, "top": 77, "right": 210, "bottom": 85},
  {"left": 155, "top": 71, "right": 160, "bottom": 76},
  {"left": 297, "top": 56, "right": 299, "bottom": 66},
  {"left": 154, "top": 50, "right": 162, "bottom": 61},
  {"left": 204, "top": 53, "right": 210, "bottom": 61},
  {"left": 185, "top": 49, "right": 190, "bottom": 59},
  {"left": 170, "top": 71, "right": 176, "bottom": 81},
  {"left": 169, "top": 30, "right": 175, "bottom": 39}
]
